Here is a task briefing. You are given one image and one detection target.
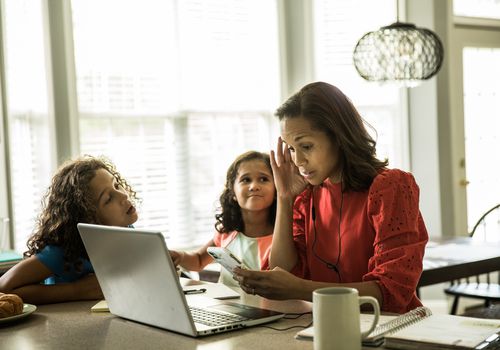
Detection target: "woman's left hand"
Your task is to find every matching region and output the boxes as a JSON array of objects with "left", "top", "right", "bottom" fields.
[{"left": 233, "top": 267, "right": 310, "bottom": 300}]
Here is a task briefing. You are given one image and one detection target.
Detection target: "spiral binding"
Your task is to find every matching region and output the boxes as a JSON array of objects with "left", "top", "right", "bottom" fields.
[{"left": 369, "top": 306, "right": 433, "bottom": 339}]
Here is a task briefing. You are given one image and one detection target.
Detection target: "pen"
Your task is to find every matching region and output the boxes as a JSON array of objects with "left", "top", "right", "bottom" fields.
[{"left": 184, "top": 288, "right": 207, "bottom": 295}]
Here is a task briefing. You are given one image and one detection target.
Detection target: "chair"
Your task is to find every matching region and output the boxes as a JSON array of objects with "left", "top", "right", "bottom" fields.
[{"left": 443, "top": 203, "right": 500, "bottom": 316}]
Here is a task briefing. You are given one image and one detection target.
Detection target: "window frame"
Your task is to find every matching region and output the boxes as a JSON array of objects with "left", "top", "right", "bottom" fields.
[{"left": 0, "top": 0, "right": 12, "bottom": 250}]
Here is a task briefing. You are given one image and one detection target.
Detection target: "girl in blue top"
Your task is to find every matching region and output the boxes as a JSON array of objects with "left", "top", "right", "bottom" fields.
[{"left": 0, "top": 156, "right": 138, "bottom": 304}]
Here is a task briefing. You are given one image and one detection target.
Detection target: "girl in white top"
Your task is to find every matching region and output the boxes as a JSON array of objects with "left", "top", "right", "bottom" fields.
[{"left": 169, "top": 151, "right": 276, "bottom": 286}]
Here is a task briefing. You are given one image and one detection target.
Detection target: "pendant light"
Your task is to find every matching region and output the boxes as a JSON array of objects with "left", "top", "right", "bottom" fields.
[{"left": 352, "top": 0, "right": 444, "bottom": 87}]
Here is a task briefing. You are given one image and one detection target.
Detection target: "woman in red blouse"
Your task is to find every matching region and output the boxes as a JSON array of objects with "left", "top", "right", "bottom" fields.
[{"left": 234, "top": 82, "right": 428, "bottom": 313}]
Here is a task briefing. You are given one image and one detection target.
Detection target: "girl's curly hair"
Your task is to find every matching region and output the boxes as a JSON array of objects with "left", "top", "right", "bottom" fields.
[
  {"left": 215, "top": 151, "right": 276, "bottom": 234},
  {"left": 24, "top": 155, "right": 137, "bottom": 271}
]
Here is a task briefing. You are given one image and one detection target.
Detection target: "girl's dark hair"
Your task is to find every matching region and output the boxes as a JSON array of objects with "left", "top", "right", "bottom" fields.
[
  {"left": 215, "top": 151, "right": 276, "bottom": 234},
  {"left": 25, "top": 155, "right": 137, "bottom": 271},
  {"left": 275, "top": 81, "right": 388, "bottom": 191}
]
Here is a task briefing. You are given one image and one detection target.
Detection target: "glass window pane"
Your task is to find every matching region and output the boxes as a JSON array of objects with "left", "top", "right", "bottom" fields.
[
  {"left": 463, "top": 47, "right": 500, "bottom": 240},
  {"left": 454, "top": 0, "right": 500, "bottom": 20},
  {"left": 313, "top": 0, "right": 407, "bottom": 169},
  {"left": 72, "top": 0, "right": 280, "bottom": 248},
  {"left": 71, "top": 0, "right": 180, "bottom": 114},
  {"left": 177, "top": 0, "right": 280, "bottom": 110}
]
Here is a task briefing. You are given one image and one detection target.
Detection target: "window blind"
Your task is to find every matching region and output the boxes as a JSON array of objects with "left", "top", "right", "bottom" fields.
[
  {"left": 72, "top": 0, "right": 280, "bottom": 249},
  {"left": 3, "top": 0, "right": 53, "bottom": 252},
  {"left": 313, "top": 0, "right": 407, "bottom": 169}
]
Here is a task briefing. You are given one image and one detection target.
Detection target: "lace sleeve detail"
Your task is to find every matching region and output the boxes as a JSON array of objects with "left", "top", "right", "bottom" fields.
[{"left": 363, "top": 169, "right": 429, "bottom": 313}]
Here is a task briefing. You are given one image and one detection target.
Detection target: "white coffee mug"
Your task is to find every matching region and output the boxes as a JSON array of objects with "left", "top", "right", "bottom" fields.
[{"left": 313, "top": 287, "right": 380, "bottom": 350}]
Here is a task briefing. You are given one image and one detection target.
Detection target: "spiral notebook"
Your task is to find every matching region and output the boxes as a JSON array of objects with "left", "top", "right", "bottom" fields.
[
  {"left": 296, "top": 306, "right": 500, "bottom": 349},
  {"left": 384, "top": 309, "right": 500, "bottom": 350}
]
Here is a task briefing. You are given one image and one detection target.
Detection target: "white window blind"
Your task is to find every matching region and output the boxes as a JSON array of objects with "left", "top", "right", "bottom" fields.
[
  {"left": 3, "top": 0, "right": 53, "bottom": 252},
  {"left": 313, "top": 0, "right": 408, "bottom": 169},
  {"left": 72, "top": 0, "right": 280, "bottom": 248}
]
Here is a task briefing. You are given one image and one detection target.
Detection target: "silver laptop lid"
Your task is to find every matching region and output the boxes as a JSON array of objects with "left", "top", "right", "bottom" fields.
[{"left": 77, "top": 223, "right": 197, "bottom": 336}]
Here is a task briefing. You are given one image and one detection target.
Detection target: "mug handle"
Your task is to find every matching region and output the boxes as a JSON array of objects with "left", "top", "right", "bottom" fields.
[{"left": 358, "top": 296, "right": 380, "bottom": 339}]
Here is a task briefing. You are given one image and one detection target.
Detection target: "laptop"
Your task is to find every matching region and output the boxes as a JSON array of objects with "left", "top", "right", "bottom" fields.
[{"left": 77, "top": 223, "right": 284, "bottom": 337}]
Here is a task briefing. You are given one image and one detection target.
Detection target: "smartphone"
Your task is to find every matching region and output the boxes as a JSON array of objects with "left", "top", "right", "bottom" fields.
[{"left": 207, "top": 247, "right": 248, "bottom": 274}]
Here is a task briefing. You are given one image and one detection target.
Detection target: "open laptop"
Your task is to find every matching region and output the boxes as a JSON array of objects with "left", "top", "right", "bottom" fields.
[{"left": 77, "top": 223, "right": 284, "bottom": 337}]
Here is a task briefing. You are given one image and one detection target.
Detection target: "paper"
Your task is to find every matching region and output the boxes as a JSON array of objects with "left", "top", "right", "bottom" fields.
[
  {"left": 296, "top": 313, "right": 397, "bottom": 344},
  {"left": 385, "top": 314, "right": 500, "bottom": 349},
  {"left": 91, "top": 300, "right": 109, "bottom": 312}
]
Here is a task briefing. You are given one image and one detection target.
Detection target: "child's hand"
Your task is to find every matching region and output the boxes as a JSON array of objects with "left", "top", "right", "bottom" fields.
[
  {"left": 75, "top": 274, "right": 103, "bottom": 300},
  {"left": 169, "top": 250, "right": 184, "bottom": 267}
]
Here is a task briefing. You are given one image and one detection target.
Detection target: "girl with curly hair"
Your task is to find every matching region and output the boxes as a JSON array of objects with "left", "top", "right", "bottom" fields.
[
  {"left": 0, "top": 156, "right": 138, "bottom": 304},
  {"left": 169, "top": 151, "right": 276, "bottom": 286}
]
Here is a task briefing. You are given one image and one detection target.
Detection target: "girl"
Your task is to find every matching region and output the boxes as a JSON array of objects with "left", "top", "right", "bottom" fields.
[
  {"left": 170, "top": 151, "right": 276, "bottom": 286},
  {"left": 0, "top": 156, "right": 138, "bottom": 304},
  {"left": 234, "top": 82, "right": 429, "bottom": 314}
]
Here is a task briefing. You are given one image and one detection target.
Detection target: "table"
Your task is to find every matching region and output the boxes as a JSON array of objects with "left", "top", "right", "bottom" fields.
[
  {"left": 0, "top": 289, "right": 317, "bottom": 350},
  {"left": 419, "top": 237, "right": 500, "bottom": 287},
  {"left": 3, "top": 238, "right": 498, "bottom": 349},
  {"left": 0, "top": 288, "right": 392, "bottom": 350}
]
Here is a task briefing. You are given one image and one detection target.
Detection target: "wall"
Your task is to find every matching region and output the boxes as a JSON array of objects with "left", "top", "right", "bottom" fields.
[{"left": 406, "top": 0, "right": 444, "bottom": 238}]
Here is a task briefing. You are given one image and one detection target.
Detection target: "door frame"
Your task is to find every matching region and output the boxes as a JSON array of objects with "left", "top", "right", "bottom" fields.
[{"left": 450, "top": 21, "right": 500, "bottom": 234}]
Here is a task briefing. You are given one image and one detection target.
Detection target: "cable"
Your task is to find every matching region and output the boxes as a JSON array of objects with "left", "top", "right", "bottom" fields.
[
  {"left": 258, "top": 321, "right": 313, "bottom": 331},
  {"left": 257, "top": 312, "right": 312, "bottom": 331},
  {"left": 283, "top": 311, "right": 312, "bottom": 319},
  {"left": 311, "top": 182, "right": 344, "bottom": 282}
]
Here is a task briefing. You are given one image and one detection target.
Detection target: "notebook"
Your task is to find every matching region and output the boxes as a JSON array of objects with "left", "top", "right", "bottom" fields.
[
  {"left": 296, "top": 313, "right": 398, "bottom": 347},
  {"left": 77, "top": 223, "right": 284, "bottom": 337},
  {"left": 383, "top": 308, "right": 500, "bottom": 350},
  {"left": 297, "top": 306, "right": 500, "bottom": 350},
  {"left": 0, "top": 250, "right": 22, "bottom": 273}
]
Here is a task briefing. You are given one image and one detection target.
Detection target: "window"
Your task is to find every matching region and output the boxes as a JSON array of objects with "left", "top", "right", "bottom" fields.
[
  {"left": 313, "top": 0, "right": 408, "bottom": 169},
  {"left": 2, "top": 0, "right": 410, "bottom": 253},
  {"left": 3, "top": 0, "right": 53, "bottom": 252},
  {"left": 71, "top": 0, "right": 280, "bottom": 248},
  {"left": 454, "top": 0, "right": 500, "bottom": 20},
  {"left": 462, "top": 47, "right": 500, "bottom": 237}
]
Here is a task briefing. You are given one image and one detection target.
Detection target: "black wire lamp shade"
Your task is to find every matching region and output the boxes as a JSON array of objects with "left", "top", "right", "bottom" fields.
[{"left": 353, "top": 22, "right": 444, "bottom": 87}]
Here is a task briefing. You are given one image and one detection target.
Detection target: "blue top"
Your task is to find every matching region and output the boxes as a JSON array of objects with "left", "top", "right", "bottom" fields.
[{"left": 36, "top": 245, "right": 94, "bottom": 284}]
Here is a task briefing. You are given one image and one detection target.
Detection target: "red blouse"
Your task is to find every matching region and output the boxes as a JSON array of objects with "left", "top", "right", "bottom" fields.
[{"left": 290, "top": 168, "right": 428, "bottom": 313}]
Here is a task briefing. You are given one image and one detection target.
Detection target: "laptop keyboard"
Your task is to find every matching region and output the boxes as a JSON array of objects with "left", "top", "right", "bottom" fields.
[{"left": 189, "top": 306, "right": 249, "bottom": 327}]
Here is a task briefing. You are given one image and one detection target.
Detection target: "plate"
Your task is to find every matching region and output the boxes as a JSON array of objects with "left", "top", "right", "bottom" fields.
[{"left": 0, "top": 304, "right": 37, "bottom": 324}]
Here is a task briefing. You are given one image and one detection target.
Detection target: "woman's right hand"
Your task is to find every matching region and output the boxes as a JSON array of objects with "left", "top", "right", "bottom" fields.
[
  {"left": 233, "top": 266, "right": 310, "bottom": 300},
  {"left": 270, "top": 137, "right": 308, "bottom": 200}
]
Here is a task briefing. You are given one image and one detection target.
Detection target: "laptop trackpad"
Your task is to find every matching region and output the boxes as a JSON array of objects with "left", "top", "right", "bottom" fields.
[{"left": 209, "top": 303, "right": 275, "bottom": 318}]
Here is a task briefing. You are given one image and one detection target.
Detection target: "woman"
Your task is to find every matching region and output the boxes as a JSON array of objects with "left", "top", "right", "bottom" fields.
[{"left": 234, "top": 82, "right": 428, "bottom": 313}]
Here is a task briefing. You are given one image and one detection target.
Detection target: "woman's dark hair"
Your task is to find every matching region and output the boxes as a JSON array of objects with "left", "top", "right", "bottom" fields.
[
  {"left": 25, "top": 155, "right": 138, "bottom": 271},
  {"left": 215, "top": 151, "right": 276, "bottom": 234},
  {"left": 275, "top": 81, "right": 388, "bottom": 191}
]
